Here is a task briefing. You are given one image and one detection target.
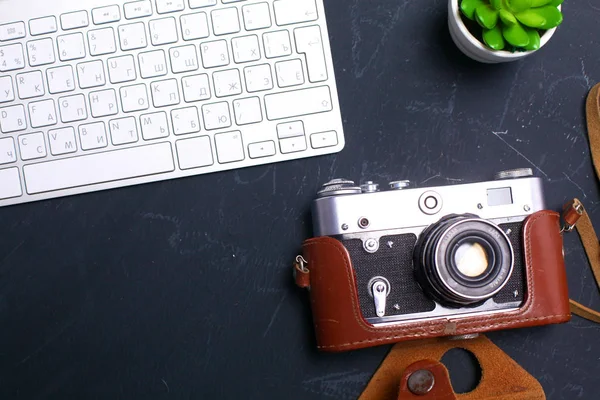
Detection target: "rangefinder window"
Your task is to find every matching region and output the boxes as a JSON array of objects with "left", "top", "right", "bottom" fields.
[{"left": 487, "top": 187, "right": 513, "bottom": 207}]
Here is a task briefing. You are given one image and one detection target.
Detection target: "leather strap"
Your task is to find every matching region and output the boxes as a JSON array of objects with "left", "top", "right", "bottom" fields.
[
  {"left": 359, "top": 335, "right": 545, "bottom": 400},
  {"left": 568, "top": 84, "right": 600, "bottom": 323}
]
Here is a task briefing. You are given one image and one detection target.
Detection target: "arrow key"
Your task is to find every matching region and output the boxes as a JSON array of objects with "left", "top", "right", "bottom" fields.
[
  {"left": 279, "top": 136, "right": 306, "bottom": 154},
  {"left": 248, "top": 140, "right": 276, "bottom": 159}
]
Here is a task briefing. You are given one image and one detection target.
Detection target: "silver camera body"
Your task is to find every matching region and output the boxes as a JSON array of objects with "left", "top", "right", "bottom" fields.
[{"left": 312, "top": 169, "right": 546, "bottom": 327}]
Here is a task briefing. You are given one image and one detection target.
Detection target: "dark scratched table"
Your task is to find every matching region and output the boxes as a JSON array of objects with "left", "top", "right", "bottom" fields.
[{"left": 2, "top": 0, "right": 600, "bottom": 399}]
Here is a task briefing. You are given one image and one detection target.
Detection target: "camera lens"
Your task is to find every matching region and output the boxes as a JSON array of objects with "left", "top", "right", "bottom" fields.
[{"left": 414, "top": 214, "right": 514, "bottom": 307}]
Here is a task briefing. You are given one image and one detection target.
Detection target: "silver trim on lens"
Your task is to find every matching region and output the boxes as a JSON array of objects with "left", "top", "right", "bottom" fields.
[{"left": 432, "top": 218, "right": 515, "bottom": 302}]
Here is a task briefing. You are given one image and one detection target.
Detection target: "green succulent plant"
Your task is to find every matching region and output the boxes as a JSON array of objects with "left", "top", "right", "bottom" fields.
[{"left": 460, "top": 0, "right": 564, "bottom": 51}]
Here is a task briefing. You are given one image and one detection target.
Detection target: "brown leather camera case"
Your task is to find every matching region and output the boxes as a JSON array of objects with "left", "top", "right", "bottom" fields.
[{"left": 297, "top": 211, "right": 571, "bottom": 352}]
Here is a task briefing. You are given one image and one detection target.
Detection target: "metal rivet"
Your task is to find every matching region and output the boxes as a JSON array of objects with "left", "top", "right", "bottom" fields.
[
  {"left": 364, "top": 238, "right": 378, "bottom": 253},
  {"left": 387, "top": 241, "right": 394, "bottom": 249},
  {"left": 341, "top": 223, "right": 349, "bottom": 231},
  {"left": 358, "top": 217, "right": 370, "bottom": 229},
  {"left": 524, "top": 205, "right": 531, "bottom": 212},
  {"left": 393, "top": 304, "right": 401, "bottom": 311},
  {"left": 477, "top": 203, "right": 483, "bottom": 210},
  {"left": 407, "top": 369, "right": 435, "bottom": 395}
]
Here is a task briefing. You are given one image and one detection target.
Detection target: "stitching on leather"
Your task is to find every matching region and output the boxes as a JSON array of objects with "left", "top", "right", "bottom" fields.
[
  {"left": 305, "top": 212, "right": 567, "bottom": 349},
  {"left": 316, "top": 314, "right": 571, "bottom": 350}
]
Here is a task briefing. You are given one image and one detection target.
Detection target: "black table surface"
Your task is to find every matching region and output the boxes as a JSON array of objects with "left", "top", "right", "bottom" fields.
[{"left": 2, "top": 1, "right": 600, "bottom": 399}]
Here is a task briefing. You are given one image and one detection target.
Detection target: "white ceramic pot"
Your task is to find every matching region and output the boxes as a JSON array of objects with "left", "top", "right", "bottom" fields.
[{"left": 448, "top": 0, "right": 561, "bottom": 63}]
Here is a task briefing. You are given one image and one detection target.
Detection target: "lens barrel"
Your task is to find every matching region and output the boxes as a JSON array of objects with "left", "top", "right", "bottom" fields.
[{"left": 414, "top": 214, "right": 514, "bottom": 307}]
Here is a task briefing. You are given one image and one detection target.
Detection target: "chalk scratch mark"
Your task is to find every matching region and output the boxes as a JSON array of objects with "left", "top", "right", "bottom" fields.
[
  {"left": 491, "top": 131, "right": 549, "bottom": 178},
  {"left": 18, "top": 320, "right": 75, "bottom": 366},
  {"left": 263, "top": 293, "right": 287, "bottom": 337},
  {"left": 497, "top": 62, "right": 525, "bottom": 130},
  {"left": 563, "top": 173, "right": 587, "bottom": 198},
  {"left": 161, "top": 378, "right": 170, "bottom": 393},
  {"left": 350, "top": 0, "right": 415, "bottom": 78},
  {"left": 0, "top": 240, "right": 24, "bottom": 266}
]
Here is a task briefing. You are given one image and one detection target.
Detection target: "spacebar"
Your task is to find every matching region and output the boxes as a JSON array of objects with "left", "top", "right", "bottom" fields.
[{"left": 23, "top": 143, "right": 175, "bottom": 194}]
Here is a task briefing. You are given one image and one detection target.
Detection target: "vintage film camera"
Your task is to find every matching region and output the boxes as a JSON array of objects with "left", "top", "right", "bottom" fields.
[{"left": 297, "top": 169, "right": 571, "bottom": 351}]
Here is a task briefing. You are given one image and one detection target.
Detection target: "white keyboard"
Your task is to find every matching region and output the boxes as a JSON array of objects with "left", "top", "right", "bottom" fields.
[{"left": 0, "top": 0, "right": 344, "bottom": 207}]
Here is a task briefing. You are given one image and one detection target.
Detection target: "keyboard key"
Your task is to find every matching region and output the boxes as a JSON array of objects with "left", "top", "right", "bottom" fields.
[
  {"left": 273, "top": 0, "right": 317, "bottom": 26},
  {"left": 23, "top": 142, "right": 175, "bottom": 194},
  {"left": 58, "top": 33, "right": 86, "bottom": 61},
  {"left": 189, "top": 0, "right": 217, "bottom": 8},
  {"left": 88, "top": 28, "right": 117, "bottom": 56},
  {"left": 176, "top": 136, "right": 213, "bottom": 169},
  {"left": 0, "top": 104, "right": 27, "bottom": 132},
  {"left": 0, "top": 22, "right": 26, "bottom": 42},
  {"left": 151, "top": 79, "right": 180, "bottom": 107},
  {"left": 180, "top": 13, "right": 210, "bottom": 41},
  {"left": 279, "top": 136, "right": 307, "bottom": 154},
  {"left": 120, "top": 84, "right": 149, "bottom": 112},
  {"left": 118, "top": 23, "right": 148, "bottom": 51},
  {"left": 18, "top": 132, "right": 47, "bottom": 160},
  {"left": 215, "top": 131, "right": 244, "bottom": 163},
  {"left": 244, "top": 64, "right": 273, "bottom": 93},
  {"left": 47, "top": 65, "right": 75, "bottom": 94},
  {"left": 172, "top": 106, "right": 200, "bottom": 135},
  {"left": 242, "top": 3, "right": 272, "bottom": 31},
  {"left": 233, "top": 97, "right": 262, "bottom": 125},
  {"left": 232, "top": 35, "right": 261, "bottom": 63},
  {"left": 139, "top": 50, "right": 168, "bottom": 78},
  {"left": 0, "top": 137, "right": 17, "bottom": 164},
  {"left": 29, "top": 16, "right": 58, "bottom": 36},
  {"left": 90, "top": 89, "right": 119, "bottom": 117},
  {"left": 149, "top": 18, "right": 178, "bottom": 46},
  {"left": 181, "top": 74, "right": 211, "bottom": 102},
  {"left": 311, "top": 131, "right": 338, "bottom": 149},
  {"left": 202, "top": 101, "right": 231, "bottom": 130},
  {"left": 277, "top": 121, "right": 304, "bottom": 139},
  {"left": 124, "top": 1, "right": 153, "bottom": 19},
  {"left": 60, "top": 11, "right": 89, "bottom": 30},
  {"left": 140, "top": 111, "right": 169, "bottom": 140},
  {"left": 27, "top": 38, "right": 56, "bottom": 67},
  {"left": 29, "top": 99, "right": 57, "bottom": 128},
  {"left": 295, "top": 25, "right": 328, "bottom": 82},
  {"left": 263, "top": 30, "right": 291, "bottom": 58},
  {"left": 0, "top": 168, "right": 22, "bottom": 199},
  {"left": 48, "top": 127, "right": 78, "bottom": 155},
  {"left": 108, "top": 55, "right": 137, "bottom": 83},
  {"left": 59, "top": 94, "right": 88, "bottom": 123},
  {"left": 275, "top": 59, "right": 305, "bottom": 87},
  {"left": 16, "top": 71, "right": 44, "bottom": 99},
  {"left": 211, "top": 8, "right": 241, "bottom": 36},
  {"left": 156, "top": 0, "right": 185, "bottom": 14},
  {"left": 109, "top": 117, "right": 139, "bottom": 145},
  {"left": 0, "top": 76, "right": 14, "bottom": 103},
  {"left": 248, "top": 140, "right": 275, "bottom": 159},
  {"left": 264, "top": 86, "right": 332, "bottom": 120},
  {"left": 213, "top": 69, "right": 242, "bottom": 98},
  {"left": 169, "top": 45, "right": 199, "bottom": 73},
  {"left": 0, "top": 43, "right": 25, "bottom": 72},
  {"left": 76, "top": 60, "right": 106, "bottom": 89},
  {"left": 79, "top": 122, "right": 108, "bottom": 150},
  {"left": 200, "top": 40, "right": 229, "bottom": 68},
  {"left": 92, "top": 5, "right": 121, "bottom": 25}
]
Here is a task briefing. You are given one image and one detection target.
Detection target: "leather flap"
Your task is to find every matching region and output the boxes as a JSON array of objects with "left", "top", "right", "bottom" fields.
[{"left": 359, "top": 335, "right": 545, "bottom": 400}]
